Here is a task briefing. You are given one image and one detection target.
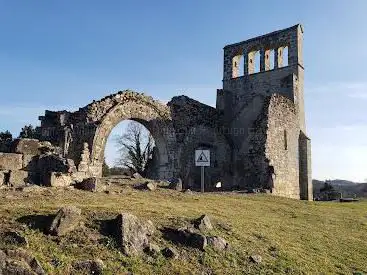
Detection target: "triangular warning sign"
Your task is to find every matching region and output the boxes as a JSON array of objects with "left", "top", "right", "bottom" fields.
[{"left": 197, "top": 151, "right": 208, "bottom": 162}]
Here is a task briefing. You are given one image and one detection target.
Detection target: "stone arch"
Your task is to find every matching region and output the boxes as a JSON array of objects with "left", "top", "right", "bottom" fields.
[{"left": 86, "top": 92, "right": 176, "bottom": 179}]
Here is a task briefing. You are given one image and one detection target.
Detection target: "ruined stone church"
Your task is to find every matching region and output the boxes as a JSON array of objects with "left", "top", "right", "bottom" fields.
[{"left": 35, "top": 24, "right": 312, "bottom": 200}]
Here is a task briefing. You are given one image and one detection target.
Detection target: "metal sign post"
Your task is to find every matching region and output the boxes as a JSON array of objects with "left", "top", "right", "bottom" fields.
[
  {"left": 195, "top": 149, "right": 210, "bottom": 193},
  {"left": 201, "top": 166, "right": 205, "bottom": 193}
]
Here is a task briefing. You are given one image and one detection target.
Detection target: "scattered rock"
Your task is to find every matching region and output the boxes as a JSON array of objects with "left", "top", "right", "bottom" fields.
[
  {"left": 169, "top": 178, "right": 183, "bottom": 191},
  {"left": 5, "top": 248, "right": 45, "bottom": 274},
  {"left": 207, "top": 236, "right": 230, "bottom": 251},
  {"left": 144, "top": 243, "right": 161, "bottom": 257},
  {"left": 47, "top": 172, "right": 73, "bottom": 187},
  {"left": 2, "top": 259, "right": 35, "bottom": 275},
  {"left": 250, "top": 254, "right": 262, "bottom": 264},
  {"left": 73, "top": 259, "right": 104, "bottom": 275},
  {"left": 48, "top": 206, "right": 82, "bottom": 236},
  {"left": 1, "top": 231, "right": 29, "bottom": 247},
  {"left": 75, "top": 177, "right": 106, "bottom": 192},
  {"left": 132, "top": 172, "right": 143, "bottom": 179},
  {"left": 116, "top": 213, "right": 154, "bottom": 256},
  {"left": 195, "top": 215, "right": 213, "bottom": 231},
  {"left": 146, "top": 182, "right": 157, "bottom": 191},
  {"left": 161, "top": 247, "right": 178, "bottom": 259}
]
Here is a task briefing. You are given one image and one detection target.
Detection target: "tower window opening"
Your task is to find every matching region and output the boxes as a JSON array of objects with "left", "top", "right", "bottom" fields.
[
  {"left": 282, "top": 46, "right": 289, "bottom": 67},
  {"left": 232, "top": 55, "right": 244, "bottom": 78}
]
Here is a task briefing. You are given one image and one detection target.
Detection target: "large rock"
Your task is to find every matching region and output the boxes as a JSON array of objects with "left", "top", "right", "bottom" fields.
[
  {"left": 48, "top": 206, "right": 82, "bottom": 236},
  {"left": 8, "top": 170, "right": 29, "bottom": 187},
  {"left": 44, "top": 172, "right": 73, "bottom": 187},
  {"left": 206, "top": 236, "right": 229, "bottom": 252},
  {"left": 132, "top": 172, "right": 143, "bottom": 179},
  {"left": 1, "top": 259, "right": 35, "bottom": 275},
  {"left": 195, "top": 214, "right": 213, "bottom": 231},
  {"left": 5, "top": 248, "right": 45, "bottom": 274},
  {"left": 72, "top": 259, "right": 104, "bottom": 275},
  {"left": 0, "top": 153, "right": 22, "bottom": 171},
  {"left": 116, "top": 213, "right": 154, "bottom": 256},
  {"left": 75, "top": 177, "right": 105, "bottom": 192},
  {"left": 10, "top": 139, "right": 40, "bottom": 155},
  {"left": 169, "top": 178, "right": 183, "bottom": 191},
  {"left": 1, "top": 231, "right": 29, "bottom": 247}
]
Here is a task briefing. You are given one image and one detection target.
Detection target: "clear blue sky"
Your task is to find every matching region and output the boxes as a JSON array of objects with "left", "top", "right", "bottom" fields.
[{"left": 1, "top": 1, "right": 366, "bottom": 182}]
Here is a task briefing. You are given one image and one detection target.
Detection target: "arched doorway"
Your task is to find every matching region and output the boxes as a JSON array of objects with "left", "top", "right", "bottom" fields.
[
  {"left": 84, "top": 93, "right": 177, "bottom": 179},
  {"left": 104, "top": 119, "right": 159, "bottom": 179}
]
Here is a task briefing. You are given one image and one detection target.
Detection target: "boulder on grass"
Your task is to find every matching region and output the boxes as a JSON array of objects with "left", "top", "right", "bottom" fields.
[
  {"left": 5, "top": 248, "right": 45, "bottom": 274},
  {"left": 116, "top": 213, "right": 154, "bottom": 256},
  {"left": 1, "top": 231, "right": 29, "bottom": 247},
  {"left": 207, "top": 236, "right": 230, "bottom": 252},
  {"left": 48, "top": 206, "right": 82, "bottom": 236},
  {"left": 132, "top": 172, "right": 143, "bottom": 179},
  {"left": 73, "top": 259, "right": 104, "bottom": 275},
  {"left": 194, "top": 214, "right": 213, "bottom": 231}
]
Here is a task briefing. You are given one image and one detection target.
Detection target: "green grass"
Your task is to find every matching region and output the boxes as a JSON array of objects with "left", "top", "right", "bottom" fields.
[{"left": 0, "top": 183, "right": 366, "bottom": 275}]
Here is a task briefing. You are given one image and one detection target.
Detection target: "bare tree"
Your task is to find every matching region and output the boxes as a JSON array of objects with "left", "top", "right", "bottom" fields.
[{"left": 115, "top": 121, "right": 154, "bottom": 176}]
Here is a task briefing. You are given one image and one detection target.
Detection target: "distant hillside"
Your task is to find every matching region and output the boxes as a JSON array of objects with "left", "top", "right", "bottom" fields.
[{"left": 313, "top": 179, "right": 367, "bottom": 198}]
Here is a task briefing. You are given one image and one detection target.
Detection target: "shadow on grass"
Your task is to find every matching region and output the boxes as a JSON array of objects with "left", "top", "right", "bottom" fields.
[
  {"left": 93, "top": 218, "right": 120, "bottom": 249},
  {"left": 16, "top": 214, "right": 55, "bottom": 233}
]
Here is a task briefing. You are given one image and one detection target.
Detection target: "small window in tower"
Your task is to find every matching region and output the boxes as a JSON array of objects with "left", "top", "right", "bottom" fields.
[
  {"left": 254, "top": 51, "right": 260, "bottom": 73},
  {"left": 283, "top": 46, "right": 289, "bottom": 67},
  {"left": 284, "top": 130, "right": 288, "bottom": 150},
  {"left": 232, "top": 55, "right": 244, "bottom": 78},
  {"left": 269, "top": 49, "right": 275, "bottom": 70}
]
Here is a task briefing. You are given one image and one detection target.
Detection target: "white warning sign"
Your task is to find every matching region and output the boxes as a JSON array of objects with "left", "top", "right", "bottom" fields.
[{"left": 195, "top": 149, "right": 210, "bottom": 167}]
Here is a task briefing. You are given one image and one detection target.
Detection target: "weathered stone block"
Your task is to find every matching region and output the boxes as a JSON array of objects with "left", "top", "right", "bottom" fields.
[
  {"left": 10, "top": 138, "right": 40, "bottom": 155},
  {"left": 45, "top": 172, "right": 73, "bottom": 187},
  {"left": 8, "top": 170, "right": 29, "bottom": 186},
  {"left": 0, "top": 153, "right": 23, "bottom": 171},
  {"left": 75, "top": 177, "right": 105, "bottom": 192}
]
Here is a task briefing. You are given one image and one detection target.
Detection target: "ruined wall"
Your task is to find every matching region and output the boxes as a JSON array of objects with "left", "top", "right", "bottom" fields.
[
  {"left": 168, "top": 96, "right": 232, "bottom": 190},
  {"left": 265, "top": 95, "right": 300, "bottom": 199},
  {"left": 299, "top": 132, "right": 313, "bottom": 200}
]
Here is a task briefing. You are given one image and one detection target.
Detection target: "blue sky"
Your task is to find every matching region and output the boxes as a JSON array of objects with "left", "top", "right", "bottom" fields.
[{"left": 1, "top": 1, "right": 366, "bottom": 181}]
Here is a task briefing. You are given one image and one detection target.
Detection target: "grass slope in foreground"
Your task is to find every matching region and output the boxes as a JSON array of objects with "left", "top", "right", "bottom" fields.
[{"left": 0, "top": 184, "right": 366, "bottom": 274}]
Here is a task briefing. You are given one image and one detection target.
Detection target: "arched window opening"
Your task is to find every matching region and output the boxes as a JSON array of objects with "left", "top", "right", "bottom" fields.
[
  {"left": 232, "top": 55, "right": 244, "bottom": 78},
  {"left": 282, "top": 46, "right": 289, "bottom": 67}
]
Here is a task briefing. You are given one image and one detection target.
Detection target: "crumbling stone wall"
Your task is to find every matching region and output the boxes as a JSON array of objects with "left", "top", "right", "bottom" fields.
[{"left": 39, "top": 91, "right": 178, "bottom": 180}]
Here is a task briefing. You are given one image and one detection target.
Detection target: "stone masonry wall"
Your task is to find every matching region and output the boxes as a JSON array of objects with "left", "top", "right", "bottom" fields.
[{"left": 265, "top": 94, "right": 300, "bottom": 199}]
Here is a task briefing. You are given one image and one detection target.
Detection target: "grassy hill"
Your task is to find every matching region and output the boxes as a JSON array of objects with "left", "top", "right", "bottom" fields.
[{"left": 0, "top": 180, "right": 366, "bottom": 274}]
